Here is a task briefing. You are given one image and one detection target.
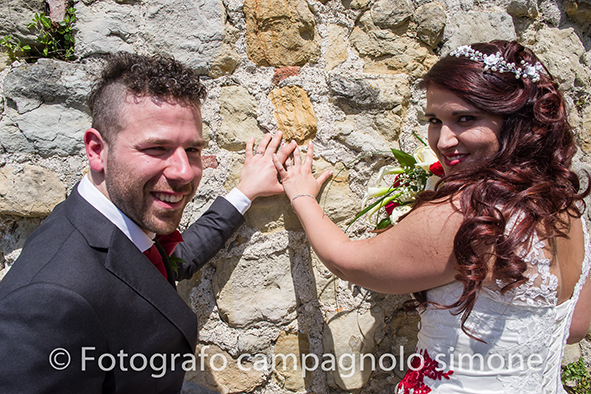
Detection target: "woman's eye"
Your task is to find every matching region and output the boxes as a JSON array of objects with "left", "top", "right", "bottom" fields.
[{"left": 458, "top": 115, "right": 476, "bottom": 123}]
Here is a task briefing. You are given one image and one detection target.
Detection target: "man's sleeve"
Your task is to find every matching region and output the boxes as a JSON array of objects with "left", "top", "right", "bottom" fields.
[
  {"left": 172, "top": 196, "right": 245, "bottom": 280},
  {"left": 0, "top": 283, "right": 108, "bottom": 393}
]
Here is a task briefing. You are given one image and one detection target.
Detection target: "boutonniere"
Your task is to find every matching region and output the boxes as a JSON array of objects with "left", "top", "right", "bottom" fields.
[{"left": 156, "top": 230, "right": 186, "bottom": 277}]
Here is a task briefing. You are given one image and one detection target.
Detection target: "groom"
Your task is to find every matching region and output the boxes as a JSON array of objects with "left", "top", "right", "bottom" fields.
[{"left": 0, "top": 52, "right": 288, "bottom": 393}]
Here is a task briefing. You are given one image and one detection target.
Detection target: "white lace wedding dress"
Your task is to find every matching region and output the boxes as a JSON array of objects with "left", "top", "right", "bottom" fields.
[{"left": 397, "top": 220, "right": 591, "bottom": 394}]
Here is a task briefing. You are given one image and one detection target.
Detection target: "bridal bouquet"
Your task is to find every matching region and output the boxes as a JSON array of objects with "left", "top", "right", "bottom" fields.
[{"left": 348, "top": 145, "right": 444, "bottom": 231}]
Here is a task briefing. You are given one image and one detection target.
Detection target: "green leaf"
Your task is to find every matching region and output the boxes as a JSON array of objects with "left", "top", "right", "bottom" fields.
[
  {"left": 561, "top": 357, "right": 591, "bottom": 394},
  {"left": 22, "top": 45, "right": 31, "bottom": 52},
  {"left": 412, "top": 131, "right": 427, "bottom": 146},
  {"left": 375, "top": 218, "right": 391, "bottom": 230},
  {"left": 391, "top": 148, "right": 416, "bottom": 168},
  {"left": 345, "top": 188, "right": 400, "bottom": 231},
  {"left": 40, "top": 15, "right": 52, "bottom": 29},
  {"left": 168, "top": 257, "right": 186, "bottom": 277}
]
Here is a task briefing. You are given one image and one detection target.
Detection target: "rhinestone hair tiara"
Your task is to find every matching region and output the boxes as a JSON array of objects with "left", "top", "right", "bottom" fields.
[{"left": 449, "top": 45, "right": 544, "bottom": 82}]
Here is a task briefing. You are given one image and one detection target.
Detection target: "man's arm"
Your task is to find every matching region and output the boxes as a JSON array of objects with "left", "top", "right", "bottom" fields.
[
  {"left": 172, "top": 197, "right": 245, "bottom": 280},
  {"left": 172, "top": 132, "right": 286, "bottom": 280}
]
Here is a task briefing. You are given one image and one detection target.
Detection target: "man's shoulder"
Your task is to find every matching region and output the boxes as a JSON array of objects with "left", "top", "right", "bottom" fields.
[{"left": 0, "top": 191, "right": 116, "bottom": 295}]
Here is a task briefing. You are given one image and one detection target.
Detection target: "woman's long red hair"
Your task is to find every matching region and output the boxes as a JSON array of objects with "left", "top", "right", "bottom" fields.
[{"left": 411, "top": 41, "right": 589, "bottom": 340}]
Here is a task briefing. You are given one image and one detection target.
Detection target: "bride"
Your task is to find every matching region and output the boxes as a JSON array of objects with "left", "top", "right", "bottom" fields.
[{"left": 273, "top": 40, "right": 591, "bottom": 393}]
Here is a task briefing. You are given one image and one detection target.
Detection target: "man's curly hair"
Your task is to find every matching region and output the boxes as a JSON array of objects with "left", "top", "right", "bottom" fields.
[{"left": 87, "top": 52, "right": 206, "bottom": 142}]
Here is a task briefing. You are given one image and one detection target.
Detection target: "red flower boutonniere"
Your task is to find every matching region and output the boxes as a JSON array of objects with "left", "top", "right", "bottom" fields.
[{"left": 156, "top": 230, "right": 185, "bottom": 276}]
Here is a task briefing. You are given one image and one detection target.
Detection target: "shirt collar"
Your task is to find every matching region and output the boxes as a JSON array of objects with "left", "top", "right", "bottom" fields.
[{"left": 77, "top": 174, "right": 155, "bottom": 252}]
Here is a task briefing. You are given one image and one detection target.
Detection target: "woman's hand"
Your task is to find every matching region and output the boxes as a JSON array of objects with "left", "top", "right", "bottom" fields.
[
  {"left": 272, "top": 141, "right": 333, "bottom": 201},
  {"left": 274, "top": 140, "right": 458, "bottom": 295}
]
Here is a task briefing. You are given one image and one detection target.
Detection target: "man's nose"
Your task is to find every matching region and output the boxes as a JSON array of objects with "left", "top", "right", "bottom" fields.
[{"left": 164, "top": 148, "right": 195, "bottom": 184}]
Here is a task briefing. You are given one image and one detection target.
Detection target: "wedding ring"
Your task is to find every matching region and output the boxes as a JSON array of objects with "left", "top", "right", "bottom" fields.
[{"left": 255, "top": 151, "right": 264, "bottom": 155}]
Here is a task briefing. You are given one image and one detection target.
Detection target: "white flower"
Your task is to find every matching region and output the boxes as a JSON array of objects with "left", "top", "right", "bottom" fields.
[
  {"left": 413, "top": 146, "right": 439, "bottom": 171},
  {"left": 399, "top": 188, "right": 416, "bottom": 203},
  {"left": 483, "top": 53, "right": 501, "bottom": 70},
  {"left": 362, "top": 187, "right": 401, "bottom": 224},
  {"left": 425, "top": 175, "right": 441, "bottom": 191},
  {"left": 376, "top": 165, "right": 404, "bottom": 186},
  {"left": 362, "top": 186, "right": 392, "bottom": 207},
  {"left": 390, "top": 204, "right": 412, "bottom": 224}
]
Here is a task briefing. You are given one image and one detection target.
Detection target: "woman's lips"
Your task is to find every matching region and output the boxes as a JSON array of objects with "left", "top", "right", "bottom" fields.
[{"left": 443, "top": 153, "right": 468, "bottom": 167}]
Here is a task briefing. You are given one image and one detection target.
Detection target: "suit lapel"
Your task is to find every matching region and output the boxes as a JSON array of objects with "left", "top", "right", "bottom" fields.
[
  {"left": 154, "top": 239, "right": 177, "bottom": 289},
  {"left": 64, "top": 186, "right": 198, "bottom": 351},
  {"left": 104, "top": 234, "right": 198, "bottom": 350}
]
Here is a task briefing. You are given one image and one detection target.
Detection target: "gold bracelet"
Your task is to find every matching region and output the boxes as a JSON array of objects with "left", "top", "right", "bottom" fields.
[{"left": 290, "top": 193, "right": 316, "bottom": 210}]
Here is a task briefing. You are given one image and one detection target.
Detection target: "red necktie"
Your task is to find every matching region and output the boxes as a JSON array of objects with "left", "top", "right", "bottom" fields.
[
  {"left": 143, "top": 244, "right": 168, "bottom": 279},
  {"left": 143, "top": 230, "right": 184, "bottom": 279}
]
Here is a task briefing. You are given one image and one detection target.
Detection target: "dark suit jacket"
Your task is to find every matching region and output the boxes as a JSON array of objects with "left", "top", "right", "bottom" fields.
[{"left": 0, "top": 186, "right": 244, "bottom": 393}]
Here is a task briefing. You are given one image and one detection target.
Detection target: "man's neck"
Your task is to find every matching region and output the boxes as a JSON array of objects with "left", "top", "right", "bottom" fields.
[{"left": 78, "top": 175, "right": 155, "bottom": 250}]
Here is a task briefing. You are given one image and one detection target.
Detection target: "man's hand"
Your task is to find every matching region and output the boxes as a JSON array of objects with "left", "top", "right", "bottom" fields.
[{"left": 236, "top": 131, "right": 286, "bottom": 201}]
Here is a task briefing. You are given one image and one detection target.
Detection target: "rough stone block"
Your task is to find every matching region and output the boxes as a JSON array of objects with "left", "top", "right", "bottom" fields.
[
  {"left": 0, "top": 165, "right": 66, "bottom": 217},
  {"left": 244, "top": 0, "right": 320, "bottom": 67},
  {"left": 414, "top": 2, "right": 447, "bottom": 49},
  {"left": 75, "top": 0, "right": 223, "bottom": 74},
  {"left": 441, "top": 11, "right": 516, "bottom": 55},
  {"left": 0, "top": 0, "right": 46, "bottom": 45},
  {"left": 212, "top": 243, "right": 297, "bottom": 327},
  {"left": 218, "top": 86, "right": 264, "bottom": 151},
  {"left": 268, "top": 85, "right": 318, "bottom": 144},
  {"left": 323, "top": 307, "right": 384, "bottom": 390}
]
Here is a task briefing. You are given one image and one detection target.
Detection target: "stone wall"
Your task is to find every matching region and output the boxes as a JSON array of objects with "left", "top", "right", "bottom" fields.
[{"left": 2, "top": 0, "right": 591, "bottom": 392}]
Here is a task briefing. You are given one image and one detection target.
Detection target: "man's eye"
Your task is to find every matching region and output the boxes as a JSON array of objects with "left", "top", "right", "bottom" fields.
[
  {"left": 143, "top": 146, "right": 166, "bottom": 154},
  {"left": 428, "top": 118, "right": 441, "bottom": 125}
]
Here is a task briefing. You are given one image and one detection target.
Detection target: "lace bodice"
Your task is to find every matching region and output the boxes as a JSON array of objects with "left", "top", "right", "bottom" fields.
[{"left": 397, "top": 220, "right": 591, "bottom": 394}]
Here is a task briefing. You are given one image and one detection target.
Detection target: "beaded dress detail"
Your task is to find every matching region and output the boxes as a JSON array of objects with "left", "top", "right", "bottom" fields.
[{"left": 397, "top": 219, "right": 591, "bottom": 393}]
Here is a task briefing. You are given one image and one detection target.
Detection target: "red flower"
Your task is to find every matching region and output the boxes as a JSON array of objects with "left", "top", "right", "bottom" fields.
[
  {"left": 396, "top": 349, "right": 453, "bottom": 394},
  {"left": 384, "top": 201, "right": 400, "bottom": 215},
  {"left": 429, "top": 162, "right": 444, "bottom": 177},
  {"left": 156, "top": 230, "right": 184, "bottom": 256}
]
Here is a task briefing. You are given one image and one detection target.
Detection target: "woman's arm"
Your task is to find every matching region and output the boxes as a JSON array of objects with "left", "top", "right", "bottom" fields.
[
  {"left": 568, "top": 275, "right": 591, "bottom": 343},
  {"left": 274, "top": 142, "right": 459, "bottom": 294}
]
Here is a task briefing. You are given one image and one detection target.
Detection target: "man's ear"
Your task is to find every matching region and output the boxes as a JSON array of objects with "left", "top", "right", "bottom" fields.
[{"left": 85, "top": 128, "right": 107, "bottom": 173}]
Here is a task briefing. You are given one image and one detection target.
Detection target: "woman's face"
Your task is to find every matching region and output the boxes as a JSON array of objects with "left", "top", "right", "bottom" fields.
[{"left": 426, "top": 86, "right": 504, "bottom": 175}]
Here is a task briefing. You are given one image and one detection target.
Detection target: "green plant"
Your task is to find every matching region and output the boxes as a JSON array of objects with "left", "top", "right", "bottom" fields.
[
  {"left": 562, "top": 357, "right": 591, "bottom": 394},
  {"left": 574, "top": 93, "right": 590, "bottom": 112},
  {"left": 27, "top": 7, "right": 76, "bottom": 61},
  {"left": 0, "top": 35, "right": 31, "bottom": 63},
  {"left": 1, "top": 6, "right": 76, "bottom": 63}
]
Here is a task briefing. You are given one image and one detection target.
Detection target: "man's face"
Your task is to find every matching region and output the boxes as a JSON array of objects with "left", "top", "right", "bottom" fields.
[{"left": 104, "top": 96, "right": 204, "bottom": 235}]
